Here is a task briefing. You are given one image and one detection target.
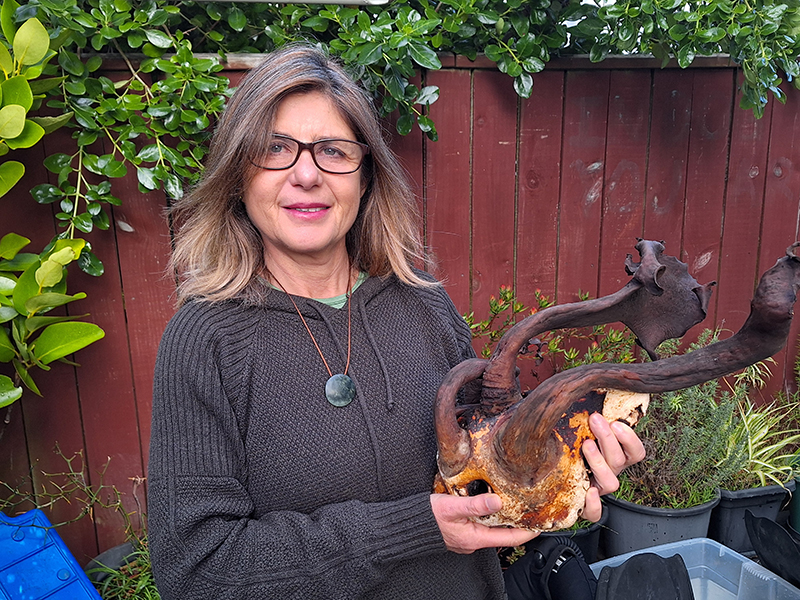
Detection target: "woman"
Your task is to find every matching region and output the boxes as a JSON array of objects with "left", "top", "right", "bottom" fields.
[{"left": 148, "top": 43, "right": 644, "bottom": 600}]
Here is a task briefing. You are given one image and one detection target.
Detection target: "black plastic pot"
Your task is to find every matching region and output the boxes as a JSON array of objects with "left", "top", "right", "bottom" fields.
[
  {"left": 601, "top": 491, "right": 721, "bottom": 558},
  {"left": 535, "top": 506, "right": 608, "bottom": 564},
  {"left": 708, "top": 478, "right": 795, "bottom": 554},
  {"left": 83, "top": 542, "right": 135, "bottom": 583}
]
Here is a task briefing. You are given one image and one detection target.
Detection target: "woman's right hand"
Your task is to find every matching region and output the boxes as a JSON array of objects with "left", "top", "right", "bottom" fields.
[{"left": 430, "top": 493, "right": 538, "bottom": 554}]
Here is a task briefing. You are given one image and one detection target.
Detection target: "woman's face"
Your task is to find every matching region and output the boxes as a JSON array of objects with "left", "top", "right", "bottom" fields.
[{"left": 243, "top": 91, "right": 364, "bottom": 265}]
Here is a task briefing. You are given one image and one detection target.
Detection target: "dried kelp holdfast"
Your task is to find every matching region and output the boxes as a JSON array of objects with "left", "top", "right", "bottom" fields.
[{"left": 434, "top": 240, "right": 800, "bottom": 532}]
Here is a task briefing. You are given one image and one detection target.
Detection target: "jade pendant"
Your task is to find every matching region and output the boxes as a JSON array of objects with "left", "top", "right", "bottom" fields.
[{"left": 326, "top": 374, "right": 356, "bottom": 407}]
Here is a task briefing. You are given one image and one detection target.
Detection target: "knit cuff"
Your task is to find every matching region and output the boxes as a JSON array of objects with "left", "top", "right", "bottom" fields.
[{"left": 366, "top": 492, "right": 446, "bottom": 563}]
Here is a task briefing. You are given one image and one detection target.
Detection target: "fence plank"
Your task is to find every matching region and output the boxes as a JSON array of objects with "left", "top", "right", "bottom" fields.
[
  {"left": 643, "top": 69, "right": 693, "bottom": 253},
  {"left": 471, "top": 70, "right": 518, "bottom": 319},
  {"left": 112, "top": 184, "right": 175, "bottom": 476},
  {"left": 517, "top": 70, "right": 564, "bottom": 302},
  {"left": 425, "top": 69, "right": 472, "bottom": 313},
  {"left": 716, "top": 80, "right": 774, "bottom": 337},
  {"left": 680, "top": 69, "right": 734, "bottom": 343},
  {"left": 759, "top": 86, "right": 800, "bottom": 396},
  {"left": 598, "top": 70, "right": 650, "bottom": 297},
  {"left": 557, "top": 70, "right": 610, "bottom": 302}
]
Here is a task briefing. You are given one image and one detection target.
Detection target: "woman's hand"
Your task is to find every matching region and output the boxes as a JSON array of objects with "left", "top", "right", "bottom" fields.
[
  {"left": 430, "top": 493, "right": 538, "bottom": 554},
  {"left": 581, "top": 412, "right": 646, "bottom": 521}
]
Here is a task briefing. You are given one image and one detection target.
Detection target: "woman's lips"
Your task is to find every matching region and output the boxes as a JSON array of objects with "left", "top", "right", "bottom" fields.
[{"left": 284, "top": 204, "right": 330, "bottom": 218}]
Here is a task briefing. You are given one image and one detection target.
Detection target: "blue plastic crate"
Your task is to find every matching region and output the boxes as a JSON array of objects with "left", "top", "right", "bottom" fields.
[{"left": 0, "top": 509, "right": 102, "bottom": 600}]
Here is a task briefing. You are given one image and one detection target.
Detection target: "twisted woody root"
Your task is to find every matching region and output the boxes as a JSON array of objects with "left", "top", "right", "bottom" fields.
[{"left": 434, "top": 241, "right": 800, "bottom": 531}]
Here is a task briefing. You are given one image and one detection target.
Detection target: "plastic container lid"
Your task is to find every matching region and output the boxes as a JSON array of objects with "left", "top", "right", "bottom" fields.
[
  {"left": 590, "top": 537, "right": 800, "bottom": 600},
  {"left": 0, "top": 509, "right": 102, "bottom": 600}
]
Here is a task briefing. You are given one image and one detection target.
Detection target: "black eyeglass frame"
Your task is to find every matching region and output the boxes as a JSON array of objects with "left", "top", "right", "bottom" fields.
[{"left": 251, "top": 134, "right": 371, "bottom": 175}]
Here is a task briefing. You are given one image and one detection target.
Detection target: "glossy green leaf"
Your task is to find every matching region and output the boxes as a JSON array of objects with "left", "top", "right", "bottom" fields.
[
  {"left": 0, "top": 160, "right": 24, "bottom": 197},
  {"left": 58, "top": 50, "right": 85, "bottom": 76},
  {"left": 0, "top": 104, "right": 26, "bottom": 139},
  {"left": 32, "top": 321, "right": 105, "bottom": 364},
  {"left": 13, "top": 358, "right": 40, "bottom": 395},
  {"left": 49, "top": 239, "right": 83, "bottom": 262},
  {"left": 77, "top": 248, "right": 104, "bottom": 277},
  {"left": 514, "top": 72, "right": 534, "bottom": 98},
  {"left": 408, "top": 40, "right": 441, "bottom": 70},
  {"left": 0, "top": 324, "right": 15, "bottom": 361},
  {"left": 30, "top": 183, "right": 62, "bottom": 204},
  {"left": 0, "top": 232, "right": 29, "bottom": 259},
  {"left": 228, "top": 7, "right": 247, "bottom": 32},
  {"left": 13, "top": 18, "right": 50, "bottom": 66},
  {"left": 25, "top": 313, "right": 83, "bottom": 334},
  {"left": 0, "top": 375, "right": 22, "bottom": 408},
  {"left": 145, "top": 29, "right": 172, "bottom": 48},
  {"left": 0, "top": 306, "right": 17, "bottom": 323}
]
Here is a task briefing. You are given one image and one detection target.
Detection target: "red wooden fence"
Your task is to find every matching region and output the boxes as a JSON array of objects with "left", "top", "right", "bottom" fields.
[{"left": 2, "top": 55, "right": 799, "bottom": 564}]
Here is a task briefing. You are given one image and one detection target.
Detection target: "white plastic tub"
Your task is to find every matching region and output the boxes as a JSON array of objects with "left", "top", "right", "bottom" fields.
[{"left": 590, "top": 537, "right": 799, "bottom": 600}]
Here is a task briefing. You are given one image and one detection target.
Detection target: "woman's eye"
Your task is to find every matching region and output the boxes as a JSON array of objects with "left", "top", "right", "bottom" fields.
[{"left": 269, "top": 142, "right": 291, "bottom": 154}]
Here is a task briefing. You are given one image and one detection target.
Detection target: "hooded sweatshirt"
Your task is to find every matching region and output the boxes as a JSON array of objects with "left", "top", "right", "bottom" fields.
[{"left": 147, "top": 273, "right": 506, "bottom": 599}]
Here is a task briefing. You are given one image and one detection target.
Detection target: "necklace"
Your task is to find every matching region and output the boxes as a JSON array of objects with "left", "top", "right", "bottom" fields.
[{"left": 273, "top": 275, "right": 356, "bottom": 408}]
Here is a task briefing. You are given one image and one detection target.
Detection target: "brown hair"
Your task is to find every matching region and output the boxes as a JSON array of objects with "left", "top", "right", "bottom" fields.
[{"left": 169, "top": 43, "right": 431, "bottom": 303}]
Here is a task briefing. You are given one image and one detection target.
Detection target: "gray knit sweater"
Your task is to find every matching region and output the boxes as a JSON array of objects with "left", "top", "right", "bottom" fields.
[{"left": 148, "top": 274, "right": 506, "bottom": 599}]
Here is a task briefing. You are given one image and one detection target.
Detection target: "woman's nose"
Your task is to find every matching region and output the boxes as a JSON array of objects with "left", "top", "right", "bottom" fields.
[{"left": 290, "top": 147, "right": 324, "bottom": 185}]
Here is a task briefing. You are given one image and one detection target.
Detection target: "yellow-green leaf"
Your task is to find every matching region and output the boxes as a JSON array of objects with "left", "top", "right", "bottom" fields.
[
  {"left": 0, "top": 0, "right": 19, "bottom": 48},
  {"left": 1, "top": 75, "right": 32, "bottom": 110},
  {"left": 32, "top": 321, "right": 104, "bottom": 364},
  {"left": 0, "top": 44, "right": 12, "bottom": 76},
  {"left": 0, "top": 104, "right": 26, "bottom": 138},
  {"left": 5, "top": 119, "right": 44, "bottom": 149},
  {"left": 35, "top": 259, "right": 63, "bottom": 288},
  {"left": 0, "top": 232, "right": 29, "bottom": 259},
  {"left": 0, "top": 160, "right": 24, "bottom": 196},
  {"left": 13, "top": 18, "right": 50, "bottom": 66},
  {"left": 48, "top": 247, "right": 76, "bottom": 266},
  {"left": 50, "top": 238, "right": 84, "bottom": 260}
]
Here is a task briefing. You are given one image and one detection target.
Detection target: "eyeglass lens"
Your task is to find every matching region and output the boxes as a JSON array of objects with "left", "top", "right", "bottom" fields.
[{"left": 257, "top": 135, "right": 367, "bottom": 174}]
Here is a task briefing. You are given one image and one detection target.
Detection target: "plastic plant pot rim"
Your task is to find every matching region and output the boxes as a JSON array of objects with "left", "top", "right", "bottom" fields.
[{"left": 604, "top": 489, "right": 721, "bottom": 518}]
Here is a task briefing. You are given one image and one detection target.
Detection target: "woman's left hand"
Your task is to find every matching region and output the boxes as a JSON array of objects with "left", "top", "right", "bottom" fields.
[{"left": 580, "top": 412, "right": 646, "bottom": 521}]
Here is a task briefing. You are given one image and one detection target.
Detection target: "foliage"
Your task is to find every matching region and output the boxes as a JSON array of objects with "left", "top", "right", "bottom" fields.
[
  {"left": 0, "top": 232, "right": 103, "bottom": 405},
  {"left": 89, "top": 539, "right": 161, "bottom": 600},
  {"left": 719, "top": 396, "right": 800, "bottom": 489},
  {"left": 0, "top": 446, "right": 152, "bottom": 599},
  {"left": 616, "top": 332, "right": 800, "bottom": 507},
  {"left": 0, "top": 5, "right": 103, "bottom": 407},
  {"left": 466, "top": 285, "right": 636, "bottom": 369},
  {"left": 615, "top": 378, "right": 746, "bottom": 509}
]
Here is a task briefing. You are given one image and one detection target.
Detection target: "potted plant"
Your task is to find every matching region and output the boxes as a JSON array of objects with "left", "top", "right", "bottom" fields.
[
  {"left": 601, "top": 331, "right": 750, "bottom": 557},
  {"left": 707, "top": 377, "right": 800, "bottom": 554}
]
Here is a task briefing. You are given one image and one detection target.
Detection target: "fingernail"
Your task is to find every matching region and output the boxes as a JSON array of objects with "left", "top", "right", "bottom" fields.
[{"left": 485, "top": 495, "right": 502, "bottom": 513}]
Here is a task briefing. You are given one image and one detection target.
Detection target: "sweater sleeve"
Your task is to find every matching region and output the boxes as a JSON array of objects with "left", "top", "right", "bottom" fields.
[{"left": 147, "top": 303, "right": 448, "bottom": 600}]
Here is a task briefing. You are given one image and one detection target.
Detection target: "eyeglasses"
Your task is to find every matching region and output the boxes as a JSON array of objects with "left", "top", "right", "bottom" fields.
[{"left": 251, "top": 134, "right": 370, "bottom": 175}]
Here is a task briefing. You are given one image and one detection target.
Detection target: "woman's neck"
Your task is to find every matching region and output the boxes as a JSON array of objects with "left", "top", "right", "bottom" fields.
[{"left": 264, "top": 251, "right": 356, "bottom": 299}]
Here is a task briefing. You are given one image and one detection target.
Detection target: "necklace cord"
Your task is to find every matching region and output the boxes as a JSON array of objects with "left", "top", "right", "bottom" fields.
[{"left": 272, "top": 276, "right": 352, "bottom": 378}]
